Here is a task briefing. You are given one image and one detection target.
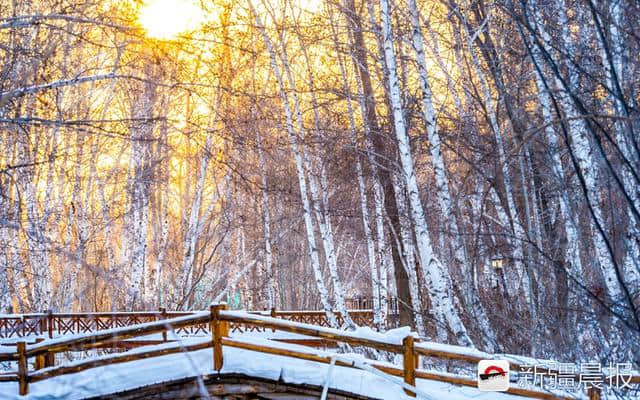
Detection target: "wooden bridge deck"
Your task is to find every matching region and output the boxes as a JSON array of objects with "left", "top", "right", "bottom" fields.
[{"left": 85, "top": 374, "right": 376, "bottom": 400}]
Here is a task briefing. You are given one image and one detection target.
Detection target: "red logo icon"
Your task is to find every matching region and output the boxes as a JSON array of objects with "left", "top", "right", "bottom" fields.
[{"left": 478, "top": 360, "right": 510, "bottom": 391}]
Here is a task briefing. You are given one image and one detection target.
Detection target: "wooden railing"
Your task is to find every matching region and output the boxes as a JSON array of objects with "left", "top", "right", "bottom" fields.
[
  {"left": 0, "top": 308, "right": 374, "bottom": 339},
  {"left": 0, "top": 304, "right": 637, "bottom": 399}
]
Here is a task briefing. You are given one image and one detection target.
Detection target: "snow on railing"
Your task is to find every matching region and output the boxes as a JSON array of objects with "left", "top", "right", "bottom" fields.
[{"left": 1, "top": 303, "right": 636, "bottom": 399}]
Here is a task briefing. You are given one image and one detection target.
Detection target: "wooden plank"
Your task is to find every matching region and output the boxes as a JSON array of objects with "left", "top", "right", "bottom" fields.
[
  {"left": 0, "top": 374, "right": 19, "bottom": 382},
  {"left": 273, "top": 338, "right": 338, "bottom": 348},
  {"left": 46, "top": 310, "right": 53, "bottom": 339},
  {"left": 29, "top": 340, "right": 212, "bottom": 382},
  {"left": 588, "top": 387, "right": 601, "bottom": 400},
  {"left": 220, "top": 338, "right": 403, "bottom": 378},
  {"left": 219, "top": 312, "right": 403, "bottom": 353},
  {"left": 17, "top": 341, "right": 28, "bottom": 395},
  {"left": 0, "top": 352, "right": 17, "bottom": 362},
  {"left": 211, "top": 303, "right": 227, "bottom": 371},
  {"left": 35, "top": 338, "right": 45, "bottom": 370},
  {"left": 160, "top": 308, "right": 167, "bottom": 342},
  {"left": 402, "top": 336, "right": 416, "bottom": 397}
]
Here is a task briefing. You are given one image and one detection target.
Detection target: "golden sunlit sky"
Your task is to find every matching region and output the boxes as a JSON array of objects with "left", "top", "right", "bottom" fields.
[
  {"left": 138, "top": 0, "right": 325, "bottom": 40},
  {"left": 139, "top": 0, "right": 205, "bottom": 39}
]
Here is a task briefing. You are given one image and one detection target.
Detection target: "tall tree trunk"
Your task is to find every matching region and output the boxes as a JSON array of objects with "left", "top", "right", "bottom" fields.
[
  {"left": 257, "top": 130, "right": 275, "bottom": 310},
  {"left": 128, "top": 66, "right": 157, "bottom": 309},
  {"left": 342, "top": 0, "right": 414, "bottom": 327},
  {"left": 329, "top": 2, "right": 384, "bottom": 328},
  {"left": 593, "top": 1, "right": 640, "bottom": 296},
  {"left": 380, "top": 0, "right": 472, "bottom": 345},
  {"left": 391, "top": 174, "right": 426, "bottom": 335},
  {"left": 250, "top": 1, "right": 338, "bottom": 327},
  {"left": 526, "top": 1, "right": 588, "bottom": 339},
  {"left": 456, "top": 12, "right": 534, "bottom": 319},
  {"left": 295, "top": 36, "right": 354, "bottom": 327}
]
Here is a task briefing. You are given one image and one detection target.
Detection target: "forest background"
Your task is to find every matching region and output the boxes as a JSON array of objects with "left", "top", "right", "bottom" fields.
[{"left": 1, "top": 0, "right": 639, "bottom": 364}]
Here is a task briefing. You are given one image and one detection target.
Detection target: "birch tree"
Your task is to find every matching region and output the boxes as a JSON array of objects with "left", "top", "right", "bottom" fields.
[
  {"left": 249, "top": 0, "right": 338, "bottom": 327},
  {"left": 380, "top": 0, "right": 472, "bottom": 345}
]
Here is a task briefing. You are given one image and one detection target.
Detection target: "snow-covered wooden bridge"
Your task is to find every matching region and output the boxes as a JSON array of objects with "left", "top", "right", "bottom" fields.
[{"left": 0, "top": 304, "right": 636, "bottom": 399}]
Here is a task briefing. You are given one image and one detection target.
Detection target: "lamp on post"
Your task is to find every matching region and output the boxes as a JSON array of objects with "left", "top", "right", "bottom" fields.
[{"left": 491, "top": 256, "right": 504, "bottom": 270}]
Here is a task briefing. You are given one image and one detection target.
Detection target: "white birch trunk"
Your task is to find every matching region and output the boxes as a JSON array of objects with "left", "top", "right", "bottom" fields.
[
  {"left": 406, "top": 0, "right": 496, "bottom": 344},
  {"left": 407, "top": 0, "right": 467, "bottom": 273},
  {"left": 257, "top": 133, "right": 275, "bottom": 310},
  {"left": 0, "top": 199, "right": 12, "bottom": 312},
  {"left": 524, "top": 3, "right": 615, "bottom": 352},
  {"left": 598, "top": 2, "right": 640, "bottom": 293},
  {"left": 24, "top": 180, "right": 51, "bottom": 310},
  {"left": 99, "top": 179, "right": 117, "bottom": 308},
  {"left": 554, "top": 3, "right": 624, "bottom": 302},
  {"left": 180, "top": 134, "right": 212, "bottom": 302},
  {"left": 357, "top": 155, "right": 383, "bottom": 327},
  {"left": 527, "top": 5, "right": 587, "bottom": 318},
  {"left": 380, "top": 0, "right": 472, "bottom": 345},
  {"left": 373, "top": 179, "right": 389, "bottom": 326},
  {"left": 346, "top": 27, "right": 392, "bottom": 328},
  {"left": 352, "top": 54, "right": 389, "bottom": 328},
  {"left": 129, "top": 73, "right": 157, "bottom": 309},
  {"left": 154, "top": 183, "right": 170, "bottom": 307},
  {"left": 148, "top": 109, "right": 170, "bottom": 307},
  {"left": 423, "top": 20, "right": 496, "bottom": 348},
  {"left": 460, "top": 16, "right": 534, "bottom": 316},
  {"left": 391, "top": 174, "right": 426, "bottom": 336},
  {"left": 328, "top": 5, "right": 385, "bottom": 327},
  {"left": 250, "top": 1, "right": 338, "bottom": 327},
  {"left": 66, "top": 131, "right": 88, "bottom": 309},
  {"left": 292, "top": 35, "right": 354, "bottom": 328}
]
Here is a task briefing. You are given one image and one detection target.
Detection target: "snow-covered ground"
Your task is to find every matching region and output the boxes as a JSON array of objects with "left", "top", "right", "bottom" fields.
[{"left": 0, "top": 337, "right": 534, "bottom": 400}]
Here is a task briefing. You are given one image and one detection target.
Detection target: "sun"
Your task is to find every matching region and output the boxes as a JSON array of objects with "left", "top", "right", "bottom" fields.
[{"left": 139, "top": 0, "right": 204, "bottom": 40}]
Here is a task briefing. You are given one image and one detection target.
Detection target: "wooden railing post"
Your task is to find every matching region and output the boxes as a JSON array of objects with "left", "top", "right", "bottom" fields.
[
  {"left": 17, "top": 341, "right": 28, "bottom": 395},
  {"left": 45, "top": 349, "right": 55, "bottom": 368},
  {"left": 588, "top": 387, "right": 601, "bottom": 400},
  {"left": 47, "top": 310, "right": 53, "bottom": 339},
  {"left": 160, "top": 308, "right": 167, "bottom": 342},
  {"left": 35, "top": 338, "right": 45, "bottom": 370},
  {"left": 44, "top": 312, "right": 55, "bottom": 367},
  {"left": 39, "top": 311, "right": 45, "bottom": 335},
  {"left": 402, "top": 335, "right": 416, "bottom": 397},
  {"left": 270, "top": 307, "right": 276, "bottom": 332},
  {"left": 210, "top": 303, "right": 228, "bottom": 371}
]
